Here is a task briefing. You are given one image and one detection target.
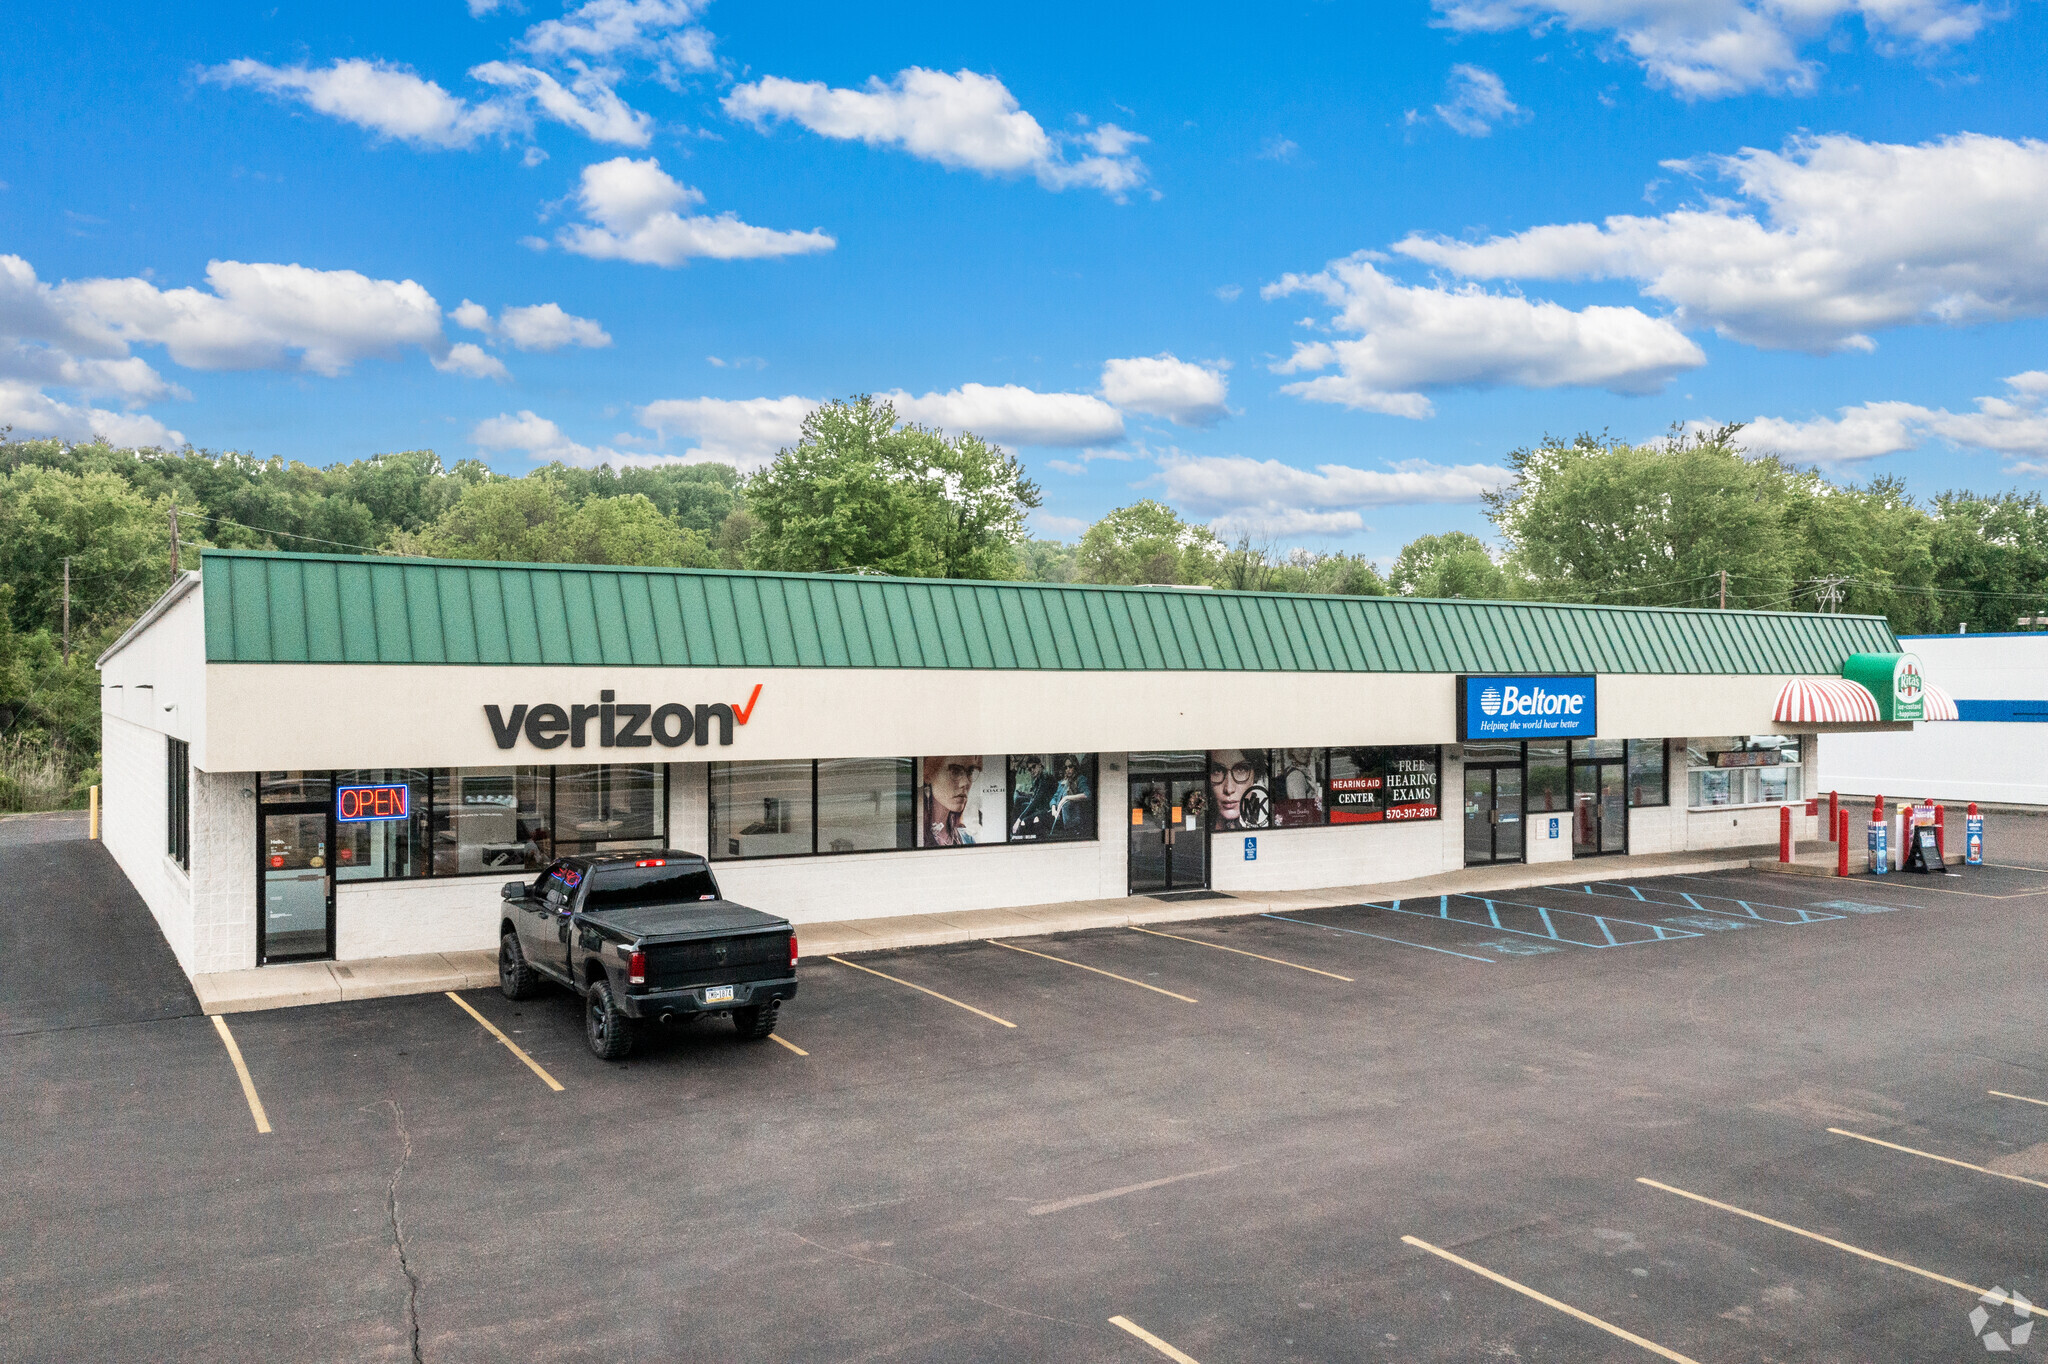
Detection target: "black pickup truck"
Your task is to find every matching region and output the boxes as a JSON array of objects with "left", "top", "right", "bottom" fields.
[{"left": 496, "top": 850, "right": 798, "bottom": 1060}]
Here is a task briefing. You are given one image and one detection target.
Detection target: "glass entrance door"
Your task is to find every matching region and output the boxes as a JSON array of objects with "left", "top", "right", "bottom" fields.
[
  {"left": 1571, "top": 762, "right": 1627, "bottom": 857},
  {"left": 1128, "top": 774, "right": 1209, "bottom": 894},
  {"left": 261, "top": 809, "right": 334, "bottom": 962},
  {"left": 1463, "top": 764, "right": 1525, "bottom": 865}
]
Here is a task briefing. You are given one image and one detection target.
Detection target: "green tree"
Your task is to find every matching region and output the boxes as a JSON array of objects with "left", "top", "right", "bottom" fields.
[
  {"left": 1486, "top": 427, "right": 1794, "bottom": 607},
  {"left": 744, "top": 396, "right": 1041, "bottom": 578},
  {"left": 1388, "top": 531, "right": 1511, "bottom": 599},
  {"left": 402, "top": 477, "right": 714, "bottom": 567},
  {"left": 1925, "top": 491, "right": 2048, "bottom": 631},
  {"left": 0, "top": 466, "right": 190, "bottom": 634},
  {"left": 1075, "top": 500, "right": 1222, "bottom": 585}
]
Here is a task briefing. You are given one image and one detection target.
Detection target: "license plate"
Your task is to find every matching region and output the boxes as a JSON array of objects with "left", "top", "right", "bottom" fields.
[{"left": 704, "top": 985, "right": 735, "bottom": 1003}]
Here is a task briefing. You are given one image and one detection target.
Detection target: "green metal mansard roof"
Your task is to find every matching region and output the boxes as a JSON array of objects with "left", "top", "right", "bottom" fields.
[{"left": 198, "top": 549, "right": 1900, "bottom": 675}]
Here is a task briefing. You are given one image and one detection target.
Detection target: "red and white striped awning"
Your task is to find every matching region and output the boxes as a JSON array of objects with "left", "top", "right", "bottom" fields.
[
  {"left": 1922, "top": 682, "right": 1959, "bottom": 721},
  {"left": 1774, "top": 677, "right": 1882, "bottom": 724}
]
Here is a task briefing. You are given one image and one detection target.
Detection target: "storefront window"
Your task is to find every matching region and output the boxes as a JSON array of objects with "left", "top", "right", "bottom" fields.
[
  {"left": 1268, "top": 749, "right": 1327, "bottom": 827},
  {"left": 1008, "top": 754, "right": 1098, "bottom": 842},
  {"left": 1686, "top": 736, "right": 1803, "bottom": 808},
  {"left": 1328, "top": 748, "right": 1385, "bottom": 824},
  {"left": 1384, "top": 747, "right": 1442, "bottom": 820},
  {"left": 710, "top": 761, "right": 815, "bottom": 860},
  {"left": 1207, "top": 748, "right": 1272, "bottom": 830},
  {"left": 1626, "top": 740, "right": 1668, "bottom": 808},
  {"left": 261, "top": 771, "right": 331, "bottom": 803},
  {"left": 431, "top": 767, "right": 551, "bottom": 874},
  {"left": 335, "top": 769, "right": 431, "bottom": 881},
  {"left": 554, "top": 763, "right": 666, "bottom": 858},
  {"left": 821, "top": 757, "right": 915, "bottom": 853},
  {"left": 1525, "top": 741, "right": 1568, "bottom": 813},
  {"left": 1570, "top": 738, "right": 1626, "bottom": 761},
  {"left": 918, "top": 755, "right": 1006, "bottom": 847}
]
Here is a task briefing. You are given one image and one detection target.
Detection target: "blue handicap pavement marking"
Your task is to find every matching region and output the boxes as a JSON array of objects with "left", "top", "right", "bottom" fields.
[
  {"left": 1807, "top": 899, "right": 1901, "bottom": 914},
  {"left": 1375, "top": 894, "right": 1705, "bottom": 948},
  {"left": 1556, "top": 881, "right": 1847, "bottom": 926},
  {"left": 1659, "top": 914, "right": 1752, "bottom": 933}
]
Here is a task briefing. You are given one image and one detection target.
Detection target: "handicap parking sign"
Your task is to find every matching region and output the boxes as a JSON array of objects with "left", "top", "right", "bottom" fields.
[{"left": 1244, "top": 836, "right": 1257, "bottom": 861}]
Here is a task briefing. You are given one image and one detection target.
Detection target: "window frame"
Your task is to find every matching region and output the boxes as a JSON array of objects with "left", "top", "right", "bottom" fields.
[{"left": 166, "top": 737, "right": 190, "bottom": 871}]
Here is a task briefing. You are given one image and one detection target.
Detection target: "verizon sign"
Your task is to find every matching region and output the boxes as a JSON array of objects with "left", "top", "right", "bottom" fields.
[{"left": 485, "top": 684, "right": 761, "bottom": 750}]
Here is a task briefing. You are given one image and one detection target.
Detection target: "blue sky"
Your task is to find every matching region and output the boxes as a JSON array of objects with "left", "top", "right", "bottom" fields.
[{"left": 5, "top": 0, "right": 2046, "bottom": 559}]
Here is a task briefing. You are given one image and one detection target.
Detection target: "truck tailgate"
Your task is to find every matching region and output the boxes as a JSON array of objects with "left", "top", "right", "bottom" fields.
[{"left": 645, "top": 930, "right": 790, "bottom": 989}]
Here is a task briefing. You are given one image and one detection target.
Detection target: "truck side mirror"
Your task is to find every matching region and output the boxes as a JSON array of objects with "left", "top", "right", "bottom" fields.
[{"left": 501, "top": 881, "right": 526, "bottom": 900}]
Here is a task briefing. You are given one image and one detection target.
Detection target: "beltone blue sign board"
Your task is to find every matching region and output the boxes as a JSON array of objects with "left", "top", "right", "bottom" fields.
[{"left": 1457, "top": 675, "right": 1598, "bottom": 741}]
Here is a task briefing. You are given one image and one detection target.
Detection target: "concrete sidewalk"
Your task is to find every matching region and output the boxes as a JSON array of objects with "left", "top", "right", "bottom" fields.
[{"left": 191, "top": 843, "right": 1775, "bottom": 1015}]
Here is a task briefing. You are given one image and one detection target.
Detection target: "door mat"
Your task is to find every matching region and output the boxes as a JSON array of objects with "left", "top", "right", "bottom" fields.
[{"left": 1147, "top": 890, "right": 1233, "bottom": 903}]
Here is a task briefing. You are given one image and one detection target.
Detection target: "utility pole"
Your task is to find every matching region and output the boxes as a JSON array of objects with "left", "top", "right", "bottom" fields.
[
  {"left": 1812, "top": 576, "right": 1849, "bottom": 613},
  {"left": 1719, "top": 568, "right": 1727, "bottom": 610},
  {"left": 61, "top": 557, "right": 70, "bottom": 662},
  {"left": 168, "top": 499, "right": 179, "bottom": 587}
]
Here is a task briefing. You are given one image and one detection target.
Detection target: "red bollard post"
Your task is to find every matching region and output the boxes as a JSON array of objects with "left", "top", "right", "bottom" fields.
[
  {"left": 1837, "top": 809, "right": 1850, "bottom": 875},
  {"left": 1779, "top": 804, "right": 1794, "bottom": 862},
  {"left": 1829, "top": 790, "right": 1840, "bottom": 842},
  {"left": 1935, "top": 803, "right": 1946, "bottom": 862}
]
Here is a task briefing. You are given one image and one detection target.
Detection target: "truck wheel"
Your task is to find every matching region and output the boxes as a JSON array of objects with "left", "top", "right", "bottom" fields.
[
  {"left": 585, "top": 978, "right": 636, "bottom": 1061},
  {"left": 499, "top": 932, "right": 539, "bottom": 1000},
  {"left": 732, "top": 1000, "right": 779, "bottom": 1040}
]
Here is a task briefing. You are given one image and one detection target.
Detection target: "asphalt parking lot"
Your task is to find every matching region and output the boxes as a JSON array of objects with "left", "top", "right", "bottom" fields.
[{"left": 6, "top": 822, "right": 2048, "bottom": 1362}]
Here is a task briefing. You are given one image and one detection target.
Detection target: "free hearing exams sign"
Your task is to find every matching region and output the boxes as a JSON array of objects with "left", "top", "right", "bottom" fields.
[{"left": 1457, "top": 675, "right": 1598, "bottom": 741}]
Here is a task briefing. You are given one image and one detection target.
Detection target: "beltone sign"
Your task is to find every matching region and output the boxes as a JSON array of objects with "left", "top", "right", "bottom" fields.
[
  {"left": 1456, "top": 675, "right": 1597, "bottom": 741},
  {"left": 484, "top": 684, "right": 761, "bottom": 750}
]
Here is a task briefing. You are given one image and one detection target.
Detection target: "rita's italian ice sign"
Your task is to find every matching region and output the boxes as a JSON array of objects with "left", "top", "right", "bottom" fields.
[{"left": 1839, "top": 653, "right": 1925, "bottom": 722}]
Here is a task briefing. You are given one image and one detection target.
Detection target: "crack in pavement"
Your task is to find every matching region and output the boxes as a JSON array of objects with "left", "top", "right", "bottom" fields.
[{"left": 378, "top": 1100, "right": 424, "bottom": 1364}]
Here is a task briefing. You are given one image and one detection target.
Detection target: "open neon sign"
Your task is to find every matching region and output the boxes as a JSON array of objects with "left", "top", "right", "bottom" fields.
[{"left": 336, "top": 784, "right": 409, "bottom": 822}]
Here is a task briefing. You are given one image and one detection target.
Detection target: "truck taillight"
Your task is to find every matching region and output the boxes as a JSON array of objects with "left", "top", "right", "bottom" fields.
[
  {"left": 628, "top": 950, "right": 646, "bottom": 985},
  {"left": 789, "top": 934, "right": 799, "bottom": 970}
]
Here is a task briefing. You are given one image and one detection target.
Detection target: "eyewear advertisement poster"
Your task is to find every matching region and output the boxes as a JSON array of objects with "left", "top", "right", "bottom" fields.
[
  {"left": 919, "top": 755, "right": 1009, "bottom": 847},
  {"left": 1211, "top": 747, "right": 1444, "bottom": 828},
  {"left": 1008, "top": 754, "right": 1097, "bottom": 842}
]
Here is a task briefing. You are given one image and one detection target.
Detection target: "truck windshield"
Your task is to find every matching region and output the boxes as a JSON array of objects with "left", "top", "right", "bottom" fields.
[{"left": 581, "top": 863, "right": 719, "bottom": 910}]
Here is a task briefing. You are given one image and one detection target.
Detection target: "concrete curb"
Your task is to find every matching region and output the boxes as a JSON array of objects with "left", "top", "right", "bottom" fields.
[{"left": 190, "top": 846, "right": 1780, "bottom": 1014}]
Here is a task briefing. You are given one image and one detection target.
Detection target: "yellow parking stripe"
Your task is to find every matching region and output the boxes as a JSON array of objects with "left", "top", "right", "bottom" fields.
[
  {"left": 1828, "top": 1126, "right": 2048, "bottom": 1192},
  {"left": 1108, "top": 1316, "right": 1202, "bottom": 1363},
  {"left": 1401, "top": 1235, "right": 1703, "bottom": 1364},
  {"left": 1990, "top": 1089, "right": 2048, "bottom": 1109},
  {"left": 986, "top": 939, "right": 1197, "bottom": 1002},
  {"left": 768, "top": 1033, "right": 809, "bottom": 1056},
  {"left": 1637, "top": 1177, "right": 2001, "bottom": 1299},
  {"left": 211, "top": 1015, "right": 271, "bottom": 1134},
  {"left": 826, "top": 955, "right": 1017, "bottom": 1028},
  {"left": 1128, "top": 925, "right": 1354, "bottom": 981},
  {"left": 447, "top": 992, "right": 565, "bottom": 1092}
]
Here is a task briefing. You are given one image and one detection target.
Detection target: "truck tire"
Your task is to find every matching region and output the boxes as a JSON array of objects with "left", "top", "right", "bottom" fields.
[
  {"left": 732, "top": 1000, "right": 779, "bottom": 1040},
  {"left": 499, "top": 931, "right": 539, "bottom": 1000},
  {"left": 585, "top": 978, "right": 636, "bottom": 1061}
]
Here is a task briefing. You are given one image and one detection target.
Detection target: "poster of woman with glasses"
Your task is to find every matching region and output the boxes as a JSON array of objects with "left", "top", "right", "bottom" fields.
[{"left": 1207, "top": 749, "right": 1271, "bottom": 829}]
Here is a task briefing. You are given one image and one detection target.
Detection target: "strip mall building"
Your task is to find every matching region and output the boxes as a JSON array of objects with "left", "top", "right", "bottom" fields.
[{"left": 98, "top": 550, "right": 1953, "bottom": 988}]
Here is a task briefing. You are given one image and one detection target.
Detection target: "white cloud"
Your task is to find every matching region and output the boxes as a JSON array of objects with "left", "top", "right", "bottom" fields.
[
  {"left": 433, "top": 341, "right": 511, "bottom": 380},
  {"left": 519, "top": 0, "right": 710, "bottom": 66},
  {"left": 1099, "top": 354, "right": 1231, "bottom": 428},
  {"left": 469, "top": 0, "right": 509, "bottom": 15},
  {"left": 1396, "top": 132, "right": 2048, "bottom": 353},
  {"left": 0, "top": 380, "right": 184, "bottom": 447},
  {"left": 886, "top": 383, "right": 1126, "bottom": 446},
  {"left": 636, "top": 394, "right": 814, "bottom": 468},
  {"left": 202, "top": 59, "right": 516, "bottom": 149},
  {"left": 1263, "top": 254, "right": 1703, "bottom": 417},
  {"left": 468, "top": 62, "right": 653, "bottom": 145},
  {"left": 1030, "top": 512, "right": 1089, "bottom": 538},
  {"left": 61, "top": 260, "right": 447, "bottom": 377},
  {"left": 455, "top": 299, "right": 612, "bottom": 351},
  {"left": 556, "top": 156, "right": 836, "bottom": 265},
  {"left": 1435, "top": 65, "right": 1524, "bottom": 137},
  {"left": 1713, "top": 372, "right": 2048, "bottom": 464},
  {"left": 472, "top": 409, "right": 613, "bottom": 464},
  {"left": 724, "top": 68, "right": 1147, "bottom": 197},
  {"left": 1158, "top": 453, "right": 1514, "bottom": 537},
  {"left": 1432, "top": 0, "right": 1997, "bottom": 98}
]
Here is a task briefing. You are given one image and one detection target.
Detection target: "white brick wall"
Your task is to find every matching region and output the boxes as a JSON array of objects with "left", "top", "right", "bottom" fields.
[{"left": 100, "top": 714, "right": 194, "bottom": 969}]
